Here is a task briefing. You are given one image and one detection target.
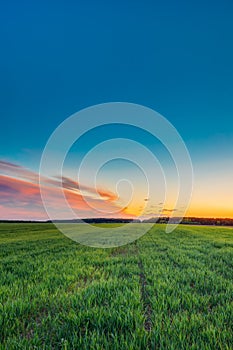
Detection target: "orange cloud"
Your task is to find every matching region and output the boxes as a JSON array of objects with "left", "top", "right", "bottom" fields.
[{"left": 0, "top": 160, "right": 130, "bottom": 220}]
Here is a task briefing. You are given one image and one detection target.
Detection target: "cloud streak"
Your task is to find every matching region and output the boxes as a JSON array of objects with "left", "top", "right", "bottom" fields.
[{"left": 0, "top": 160, "right": 129, "bottom": 220}]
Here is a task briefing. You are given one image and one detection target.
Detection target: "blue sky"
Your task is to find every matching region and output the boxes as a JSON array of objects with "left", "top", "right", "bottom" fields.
[{"left": 0, "top": 0, "right": 233, "bottom": 219}]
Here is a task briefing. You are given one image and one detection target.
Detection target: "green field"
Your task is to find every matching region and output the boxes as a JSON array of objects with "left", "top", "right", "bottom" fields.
[{"left": 0, "top": 223, "right": 233, "bottom": 349}]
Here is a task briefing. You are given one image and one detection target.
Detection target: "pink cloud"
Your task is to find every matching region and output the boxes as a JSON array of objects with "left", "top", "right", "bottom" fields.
[{"left": 0, "top": 160, "right": 131, "bottom": 220}]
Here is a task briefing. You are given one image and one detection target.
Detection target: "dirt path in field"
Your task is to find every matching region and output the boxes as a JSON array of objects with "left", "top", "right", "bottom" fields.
[{"left": 135, "top": 241, "right": 152, "bottom": 332}]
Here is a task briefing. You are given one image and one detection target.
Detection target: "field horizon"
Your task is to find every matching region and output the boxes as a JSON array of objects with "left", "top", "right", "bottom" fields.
[{"left": 1, "top": 216, "right": 233, "bottom": 226}]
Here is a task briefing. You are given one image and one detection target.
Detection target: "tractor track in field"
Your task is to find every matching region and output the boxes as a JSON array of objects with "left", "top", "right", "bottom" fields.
[{"left": 135, "top": 240, "right": 153, "bottom": 333}]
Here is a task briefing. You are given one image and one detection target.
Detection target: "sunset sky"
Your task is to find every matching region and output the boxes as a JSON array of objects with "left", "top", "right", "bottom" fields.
[{"left": 0, "top": 0, "right": 233, "bottom": 220}]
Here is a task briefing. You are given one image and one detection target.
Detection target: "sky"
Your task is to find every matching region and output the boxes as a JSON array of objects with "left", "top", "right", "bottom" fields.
[{"left": 0, "top": 0, "right": 233, "bottom": 220}]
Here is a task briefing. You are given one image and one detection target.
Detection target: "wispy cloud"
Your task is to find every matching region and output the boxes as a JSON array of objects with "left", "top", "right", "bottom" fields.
[
  {"left": 162, "top": 208, "right": 177, "bottom": 212},
  {"left": 0, "top": 160, "right": 128, "bottom": 220},
  {"left": 0, "top": 160, "right": 39, "bottom": 183}
]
